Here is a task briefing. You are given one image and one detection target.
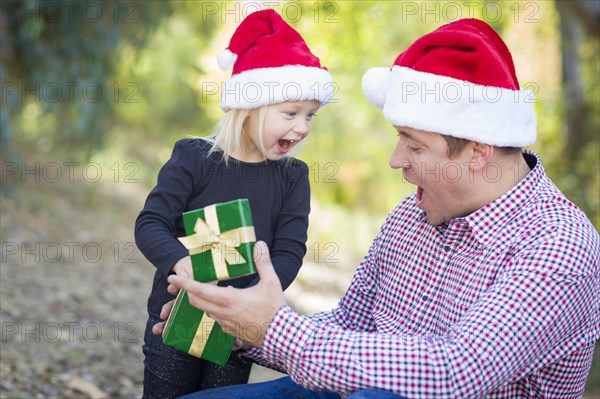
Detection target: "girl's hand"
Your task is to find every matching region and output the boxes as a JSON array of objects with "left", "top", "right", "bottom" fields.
[
  {"left": 172, "top": 256, "right": 193, "bottom": 279},
  {"left": 171, "top": 256, "right": 217, "bottom": 285},
  {"left": 151, "top": 299, "right": 175, "bottom": 335}
]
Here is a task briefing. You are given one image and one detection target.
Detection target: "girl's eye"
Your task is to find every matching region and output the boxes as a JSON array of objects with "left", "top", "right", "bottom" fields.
[
  {"left": 286, "top": 112, "right": 296, "bottom": 117},
  {"left": 308, "top": 113, "right": 317, "bottom": 119}
]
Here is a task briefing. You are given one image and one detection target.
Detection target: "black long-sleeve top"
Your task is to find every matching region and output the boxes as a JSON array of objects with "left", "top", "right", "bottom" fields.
[{"left": 135, "top": 138, "right": 310, "bottom": 314}]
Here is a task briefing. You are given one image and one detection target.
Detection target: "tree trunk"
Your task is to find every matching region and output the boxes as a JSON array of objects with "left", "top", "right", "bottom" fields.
[{"left": 555, "top": 1, "right": 588, "bottom": 160}]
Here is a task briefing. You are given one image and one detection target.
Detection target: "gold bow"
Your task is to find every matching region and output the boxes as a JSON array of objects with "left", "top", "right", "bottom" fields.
[{"left": 178, "top": 204, "right": 255, "bottom": 280}]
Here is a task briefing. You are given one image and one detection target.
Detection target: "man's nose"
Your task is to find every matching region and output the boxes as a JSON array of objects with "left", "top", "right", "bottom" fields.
[{"left": 389, "top": 143, "right": 410, "bottom": 170}]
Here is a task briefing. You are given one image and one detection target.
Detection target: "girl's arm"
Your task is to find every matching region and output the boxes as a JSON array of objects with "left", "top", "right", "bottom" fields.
[{"left": 134, "top": 139, "right": 200, "bottom": 276}]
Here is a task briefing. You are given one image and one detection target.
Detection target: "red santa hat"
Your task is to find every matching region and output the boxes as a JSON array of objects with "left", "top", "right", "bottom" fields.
[
  {"left": 362, "top": 19, "right": 536, "bottom": 147},
  {"left": 217, "top": 9, "right": 334, "bottom": 111}
]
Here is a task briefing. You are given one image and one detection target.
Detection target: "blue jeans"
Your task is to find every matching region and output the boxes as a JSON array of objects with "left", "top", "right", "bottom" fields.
[{"left": 178, "top": 376, "right": 407, "bottom": 399}]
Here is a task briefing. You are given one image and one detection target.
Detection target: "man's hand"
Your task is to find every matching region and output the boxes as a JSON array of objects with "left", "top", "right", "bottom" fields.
[
  {"left": 152, "top": 302, "right": 252, "bottom": 353},
  {"left": 166, "top": 241, "right": 286, "bottom": 348},
  {"left": 152, "top": 259, "right": 222, "bottom": 336}
]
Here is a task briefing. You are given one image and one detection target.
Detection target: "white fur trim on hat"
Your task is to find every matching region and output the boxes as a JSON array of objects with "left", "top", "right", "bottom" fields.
[
  {"left": 362, "top": 67, "right": 391, "bottom": 110},
  {"left": 220, "top": 65, "right": 334, "bottom": 111},
  {"left": 363, "top": 66, "right": 537, "bottom": 147},
  {"left": 217, "top": 49, "right": 238, "bottom": 71}
]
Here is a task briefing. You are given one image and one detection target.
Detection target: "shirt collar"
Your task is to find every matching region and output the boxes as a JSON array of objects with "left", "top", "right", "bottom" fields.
[{"left": 462, "top": 151, "right": 544, "bottom": 246}]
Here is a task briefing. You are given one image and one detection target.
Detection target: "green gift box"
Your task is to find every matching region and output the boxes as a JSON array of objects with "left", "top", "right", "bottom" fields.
[
  {"left": 178, "top": 198, "right": 257, "bottom": 282},
  {"left": 163, "top": 199, "right": 256, "bottom": 365},
  {"left": 162, "top": 289, "right": 235, "bottom": 366}
]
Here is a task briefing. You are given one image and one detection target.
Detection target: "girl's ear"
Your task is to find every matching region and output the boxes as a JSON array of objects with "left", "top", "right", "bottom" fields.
[{"left": 243, "top": 108, "right": 258, "bottom": 129}]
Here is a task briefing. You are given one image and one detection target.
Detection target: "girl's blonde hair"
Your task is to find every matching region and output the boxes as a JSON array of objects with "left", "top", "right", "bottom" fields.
[{"left": 206, "top": 107, "right": 268, "bottom": 164}]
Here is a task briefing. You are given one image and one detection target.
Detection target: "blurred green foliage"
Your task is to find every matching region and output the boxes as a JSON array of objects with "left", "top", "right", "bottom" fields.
[
  {"left": 3, "top": 1, "right": 598, "bottom": 229},
  {"left": 1, "top": 0, "right": 173, "bottom": 157}
]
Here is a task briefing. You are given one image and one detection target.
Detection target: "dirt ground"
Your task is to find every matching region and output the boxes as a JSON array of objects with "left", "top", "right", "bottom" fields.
[
  {"left": 1, "top": 167, "right": 598, "bottom": 398},
  {"left": 0, "top": 173, "right": 354, "bottom": 398}
]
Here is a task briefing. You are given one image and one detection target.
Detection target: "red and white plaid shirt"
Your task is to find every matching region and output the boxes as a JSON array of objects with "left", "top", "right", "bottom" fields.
[{"left": 246, "top": 152, "right": 600, "bottom": 398}]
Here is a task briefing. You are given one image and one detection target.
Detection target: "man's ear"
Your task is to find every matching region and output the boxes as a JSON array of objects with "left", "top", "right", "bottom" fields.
[{"left": 468, "top": 142, "right": 495, "bottom": 172}]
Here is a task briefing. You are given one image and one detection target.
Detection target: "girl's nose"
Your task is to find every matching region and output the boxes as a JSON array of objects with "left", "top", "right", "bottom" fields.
[{"left": 294, "top": 119, "right": 310, "bottom": 136}]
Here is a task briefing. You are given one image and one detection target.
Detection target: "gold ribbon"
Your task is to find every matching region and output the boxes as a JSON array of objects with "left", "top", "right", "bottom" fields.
[
  {"left": 188, "top": 312, "right": 216, "bottom": 357},
  {"left": 178, "top": 204, "right": 256, "bottom": 280}
]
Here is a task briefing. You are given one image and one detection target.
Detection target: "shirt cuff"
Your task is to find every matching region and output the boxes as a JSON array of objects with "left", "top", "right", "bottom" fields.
[
  {"left": 242, "top": 346, "right": 262, "bottom": 360},
  {"left": 261, "top": 305, "right": 314, "bottom": 370}
]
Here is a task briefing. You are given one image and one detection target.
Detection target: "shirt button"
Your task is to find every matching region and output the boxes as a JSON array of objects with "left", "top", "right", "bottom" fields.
[
  {"left": 422, "top": 295, "right": 429, "bottom": 302},
  {"left": 443, "top": 245, "right": 451, "bottom": 252}
]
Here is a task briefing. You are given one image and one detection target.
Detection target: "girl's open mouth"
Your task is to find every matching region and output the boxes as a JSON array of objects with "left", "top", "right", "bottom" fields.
[{"left": 278, "top": 139, "right": 295, "bottom": 153}]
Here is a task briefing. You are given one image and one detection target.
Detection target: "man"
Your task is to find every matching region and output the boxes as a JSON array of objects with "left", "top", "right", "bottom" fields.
[{"left": 158, "top": 19, "right": 600, "bottom": 398}]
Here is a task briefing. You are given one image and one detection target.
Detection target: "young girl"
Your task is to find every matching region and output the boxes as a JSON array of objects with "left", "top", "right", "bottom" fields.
[{"left": 134, "top": 9, "right": 333, "bottom": 399}]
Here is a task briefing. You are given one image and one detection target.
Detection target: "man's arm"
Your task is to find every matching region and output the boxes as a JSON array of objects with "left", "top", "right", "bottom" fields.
[
  {"left": 255, "top": 232, "right": 599, "bottom": 398},
  {"left": 163, "top": 216, "right": 385, "bottom": 369},
  {"left": 169, "top": 231, "right": 599, "bottom": 397}
]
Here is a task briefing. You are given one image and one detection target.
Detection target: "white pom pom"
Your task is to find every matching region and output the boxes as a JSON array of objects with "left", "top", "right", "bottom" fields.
[
  {"left": 217, "top": 49, "right": 237, "bottom": 71},
  {"left": 362, "top": 67, "right": 391, "bottom": 109}
]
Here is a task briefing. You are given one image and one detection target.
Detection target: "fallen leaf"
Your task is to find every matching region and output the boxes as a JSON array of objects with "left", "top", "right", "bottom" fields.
[{"left": 67, "top": 375, "right": 107, "bottom": 399}]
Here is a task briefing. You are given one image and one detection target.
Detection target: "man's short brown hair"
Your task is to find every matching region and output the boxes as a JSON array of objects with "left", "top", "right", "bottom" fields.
[
  {"left": 443, "top": 135, "right": 521, "bottom": 158},
  {"left": 443, "top": 135, "right": 470, "bottom": 158}
]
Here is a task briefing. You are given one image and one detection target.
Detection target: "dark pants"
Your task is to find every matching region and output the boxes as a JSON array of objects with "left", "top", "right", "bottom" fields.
[{"left": 142, "top": 310, "right": 252, "bottom": 399}]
